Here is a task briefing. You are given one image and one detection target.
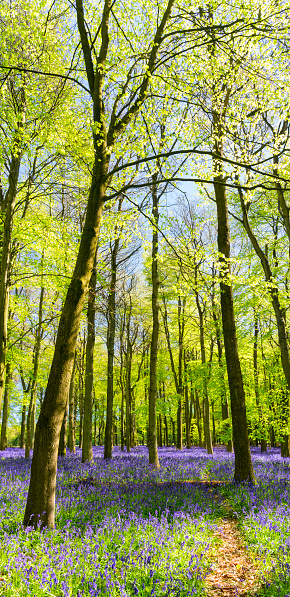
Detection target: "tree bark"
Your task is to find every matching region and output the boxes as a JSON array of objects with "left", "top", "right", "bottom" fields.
[
  {"left": 82, "top": 248, "right": 97, "bottom": 463},
  {"left": 148, "top": 175, "right": 160, "bottom": 467}
]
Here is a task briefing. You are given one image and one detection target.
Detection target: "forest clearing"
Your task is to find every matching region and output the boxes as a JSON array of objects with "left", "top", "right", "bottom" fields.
[{"left": 0, "top": 446, "right": 289, "bottom": 596}]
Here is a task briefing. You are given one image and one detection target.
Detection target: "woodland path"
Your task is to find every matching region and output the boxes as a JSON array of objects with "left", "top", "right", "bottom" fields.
[
  {"left": 198, "top": 480, "right": 263, "bottom": 596},
  {"left": 206, "top": 518, "right": 261, "bottom": 596}
]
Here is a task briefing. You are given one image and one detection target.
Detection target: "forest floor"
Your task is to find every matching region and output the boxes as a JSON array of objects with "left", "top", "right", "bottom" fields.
[{"left": 0, "top": 446, "right": 289, "bottom": 596}]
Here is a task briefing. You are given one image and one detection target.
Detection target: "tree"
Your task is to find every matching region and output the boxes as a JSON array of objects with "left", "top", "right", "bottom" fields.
[{"left": 24, "top": 0, "right": 175, "bottom": 528}]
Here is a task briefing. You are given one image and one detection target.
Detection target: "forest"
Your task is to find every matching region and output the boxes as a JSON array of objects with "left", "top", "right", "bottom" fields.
[{"left": 0, "top": 0, "right": 290, "bottom": 594}]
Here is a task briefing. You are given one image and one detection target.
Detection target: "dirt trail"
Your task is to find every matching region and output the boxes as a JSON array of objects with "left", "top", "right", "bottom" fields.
[{"left": 206, "top": 518, "right": 261, "bottom": 596}]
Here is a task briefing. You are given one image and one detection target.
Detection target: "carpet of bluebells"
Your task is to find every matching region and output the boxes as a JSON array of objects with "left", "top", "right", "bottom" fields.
[{"left": 0, "top": 446, "right": 290, "bottom": 596}]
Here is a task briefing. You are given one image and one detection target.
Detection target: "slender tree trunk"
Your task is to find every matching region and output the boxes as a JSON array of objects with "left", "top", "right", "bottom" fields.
[
  {"left": 25, "top": 285, "right": 44, "bottom": 458},
  {"left": 78, "top": 354, "right": 84, "bottom": 449},
  {"left": 253, "top": 313, "right": 267, "bottom": 453},
  {"left": 0, "top": 362, "right": 11, "bottom": 450},
  {"left": 82, "top": 249, "right": 97, "bottom": 463},
  {"left": 162, "top": 295, "right": 184, "bottom": 449},
  {"left": 212, "top": 304, "right": 233, "bottom": 452},
  {"left": 93, "top": 395, "right": 97, "bottom": 446},
  {"left": 184, "top": 352, "right": 191, "bottom": 449},
  {"left": 171, "top": 417, "right": 176, "bottom": 445},
  {"left": 213, "top": 154, "right": 255, "bottom": 481},
  {"left": 58, "top": 399, "right": 68, "bottom": 457},
  {"left": 148, "top": 175, "right": 160, "bottom": 466},
  {"left": 104, "top": 230, "right": 120, "bottom": 459},
  {"left": 119, "top": 311, "right": 125, "bottom": 451},
  {"left": 125, "top": 343, "right": 132, "bottom": 453},
  {"left": 20, "top": 404, "right": 26, "bottom": 450},
  {"left": 68, "top": 357, "right": 76, "bottom": 453},
  {"left": 195, "top": 291, "right": 213, "bottom": 454},
  {"left": 164, "top": 415, "right": 168, "bottom": 447},
  {"left": 30, "top": 401, "right": 36, "bottom": 450},
  {"left": 176, "top": 296, "right": 185, "bottom": 450}
]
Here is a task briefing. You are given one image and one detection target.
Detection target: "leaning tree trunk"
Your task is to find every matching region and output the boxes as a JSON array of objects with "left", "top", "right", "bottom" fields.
[
  {"left": 23, "top": 0, "right": 174, "bottom": 530},
  {"left": 23, "top": 150, "right": 108, "bottom": 529},
  {"left": 0, "top": 362, "right": 12, "bottom": 450},
  {"left": 82, "top": 249, "right": 97, "bottom": 463},
  {"left": 148, "top": 175, "right": 160, "bottom": 467},
  {"left": 104, "top": 234, "right": 120, "bottom": 460},
  {"left": 213, "top": 165, "right": 255, "bottom": 482}
]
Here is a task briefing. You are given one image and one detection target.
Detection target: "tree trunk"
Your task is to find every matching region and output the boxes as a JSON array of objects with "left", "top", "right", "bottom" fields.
[
  {"left": 68, "top": 357, "right": 76, "bottom": 453},
  {"left": 20, "top": 404, "right": 26, "bottom": 450},
  {"left": 184, "top": 352, "right": 191, "bottom": 449},
  {"left": 171, "top": 417, "right": 176, "bottom": 445},
  {"left": 194, "top": 388, "right": 203, "bottom": 448},
  {"left": 164, "top": 415, "right": 168, "bottom": 447},
  {"left": 25, "top": 284, "right": 44, "bottom": 459},
  {"left": 82, "top": 248, "right": 97, "bottom": 463},
  {"left": 195, "top": 290, "right": 213, "bottom": 454},
  {"left": 213, "top": 164, "right": 255, "bottom": 482},
  {"left": 162, "top": 295, "right": 184, "bottom": 450},
  {"left": 104, "top": 229, "right": 120, "bottom": 459},
  {"left": 148, "top": 175, "right": 160, "bottom": 467},
  {"left": 30, "top": 401, "right": 36, "bottom": 450},
  {"left": 58, "top": 399, "right": 68, "bottom": 457},
  {"left": 0, "top": 362, "right": 11, "bottom": 450},
  {"left": 23, "top": 148, "right": 107, "bottom": 528},
  {"left": 125, "top": 342, "right": 132, "bottom": 453},
  {"left": 176, "top": 296, "right": 185, "bottom": 450},
  {"left": 23, "top": 0, "right": 175, "bottom": 529},
  {"left": 253, "top": 313, "right": 267, "bottom": 453},
  {"left": 124, "top": 298, "right": 133, "bottom": 453},
  {"left": 78, "top": 356, "right": 84, "bottom": 449},
  {"left": 212, "top": 305, "right": 233, "bottom": 452}
]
